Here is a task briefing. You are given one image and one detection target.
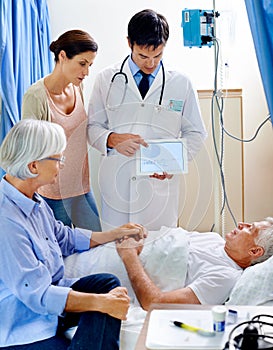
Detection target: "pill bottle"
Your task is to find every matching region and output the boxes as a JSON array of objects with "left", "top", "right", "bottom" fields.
[{"left": 212, "top": 305, "right": 227, "bottom": 332}]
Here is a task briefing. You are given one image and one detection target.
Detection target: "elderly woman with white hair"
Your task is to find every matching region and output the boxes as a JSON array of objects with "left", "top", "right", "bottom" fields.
[{"left": 0, "top": 119, "right": 145, "bottom": 350}]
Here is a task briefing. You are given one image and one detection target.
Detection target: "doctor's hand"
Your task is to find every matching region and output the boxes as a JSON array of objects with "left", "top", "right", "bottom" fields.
[
  {"left": 150, "top": 171, "right": 173, "bottom": 180},
  {"left": 107, "top": 132, "right": 148, "bottom": 157}
]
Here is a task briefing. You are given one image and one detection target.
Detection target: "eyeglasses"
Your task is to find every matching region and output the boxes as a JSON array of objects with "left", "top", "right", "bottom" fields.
[{"left": 40, "top": 155, "right": 66, "bottom": 167}]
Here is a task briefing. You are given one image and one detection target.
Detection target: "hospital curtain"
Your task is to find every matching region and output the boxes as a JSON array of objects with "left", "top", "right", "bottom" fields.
[
  {"left": 0, "top": 0, "right": 53, "bottom": 176},
  {"left": 244, "top": 0, "right": 273, "bottom": 125}
]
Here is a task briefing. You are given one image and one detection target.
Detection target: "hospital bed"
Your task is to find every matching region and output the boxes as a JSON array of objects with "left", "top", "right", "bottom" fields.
[{"left": 64, "top": 227, "right": 273, "bottom": 349}]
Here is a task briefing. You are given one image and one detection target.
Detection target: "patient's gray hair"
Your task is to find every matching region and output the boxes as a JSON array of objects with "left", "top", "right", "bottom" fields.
[
  {"left": 252, "top": 217, "right": 273, "bottom": 265},
  {"left": 0, "top": 119, "right": 66, "bottom": 180}
]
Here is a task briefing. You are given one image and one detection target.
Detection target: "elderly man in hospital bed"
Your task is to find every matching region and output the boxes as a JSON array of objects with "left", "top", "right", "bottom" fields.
[
  {"left": 65, "top": 219, "right": 273, "bottom": 307},
  {"left": 64, "top": 219, "right": 273, "bottom": 347}
]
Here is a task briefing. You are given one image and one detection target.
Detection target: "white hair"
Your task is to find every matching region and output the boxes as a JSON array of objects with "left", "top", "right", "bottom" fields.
[
  {"left": 0, "top": 119, "right": 66, "bottom": 180},
  {"left": 252, "top": 216, "right": 273, "bottom": 264}
]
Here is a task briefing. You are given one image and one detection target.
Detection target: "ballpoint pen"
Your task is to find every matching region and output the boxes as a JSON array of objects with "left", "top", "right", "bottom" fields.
[{"left": 171, "top": 320, "right": 216, "bottom": 337}]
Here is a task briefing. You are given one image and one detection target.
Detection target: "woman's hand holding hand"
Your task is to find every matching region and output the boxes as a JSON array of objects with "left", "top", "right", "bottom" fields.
[{"left": 115, "top": 222, "right": 148, "bottom": 242}]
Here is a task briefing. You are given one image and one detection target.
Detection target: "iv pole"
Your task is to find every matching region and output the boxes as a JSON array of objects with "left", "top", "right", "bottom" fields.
[{"left": 212, "top": 0, "right": 224, "bottom": 234}]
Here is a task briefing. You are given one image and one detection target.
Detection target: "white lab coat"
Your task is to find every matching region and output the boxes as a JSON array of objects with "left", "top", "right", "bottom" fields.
[{"left": 88, "top": 60, "right": 207, "bottom": 230}]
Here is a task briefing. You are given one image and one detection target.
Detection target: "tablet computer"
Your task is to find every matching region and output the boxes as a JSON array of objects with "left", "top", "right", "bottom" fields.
[{"left": 136, "top": 138, "right": 188, "bottom": 176}]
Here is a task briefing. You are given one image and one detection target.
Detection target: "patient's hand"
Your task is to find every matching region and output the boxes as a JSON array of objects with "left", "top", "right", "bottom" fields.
[{"left": 116, "top": 237, "right": 144, "bottom": 258}]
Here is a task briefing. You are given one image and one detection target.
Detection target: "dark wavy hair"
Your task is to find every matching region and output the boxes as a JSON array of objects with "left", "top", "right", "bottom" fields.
[{"left": 50, "top": 29, "right": 98, "bottom": 62}]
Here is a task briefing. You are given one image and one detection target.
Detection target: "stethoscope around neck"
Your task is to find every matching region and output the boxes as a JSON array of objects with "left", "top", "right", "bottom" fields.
[{"left": 106, "top": 55, "right": 165, "bottom": 111}]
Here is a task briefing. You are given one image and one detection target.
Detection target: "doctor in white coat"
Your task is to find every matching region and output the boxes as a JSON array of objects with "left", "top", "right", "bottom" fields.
[{"left": 88, "top": 9, "right": 207, "bottom": 230}]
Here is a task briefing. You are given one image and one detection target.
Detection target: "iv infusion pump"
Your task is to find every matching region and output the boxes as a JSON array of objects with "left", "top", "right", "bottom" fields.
[{"left": 181, "top": 9, "right": 219, "bottom": 48}]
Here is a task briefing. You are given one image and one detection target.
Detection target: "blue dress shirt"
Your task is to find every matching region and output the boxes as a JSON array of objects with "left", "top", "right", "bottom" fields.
[
  {"left": 128, "top": 55, "right": 162, "bottom": 88},
  {"left": 0, "top": 178, "right": 91, "bottom": 346}
]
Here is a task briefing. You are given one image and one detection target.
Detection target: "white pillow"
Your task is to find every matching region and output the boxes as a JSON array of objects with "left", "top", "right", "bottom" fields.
[{"left": 226, "top": 255, "right": 273, "bottom": 305}]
